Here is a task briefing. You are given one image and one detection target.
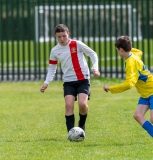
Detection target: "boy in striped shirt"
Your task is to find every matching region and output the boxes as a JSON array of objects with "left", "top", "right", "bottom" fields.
[{"left": 40, "top": 24, "right": 100, "bottom": 135}]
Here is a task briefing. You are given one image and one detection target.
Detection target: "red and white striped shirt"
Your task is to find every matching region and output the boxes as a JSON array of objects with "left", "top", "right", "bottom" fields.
[{"left": 44, "top": 39, "right": 99, "bottom": 84}]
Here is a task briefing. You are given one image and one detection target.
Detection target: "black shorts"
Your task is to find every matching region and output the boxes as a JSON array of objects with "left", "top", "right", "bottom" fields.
[{"left": 63, "top": 79, "right": 90, "bottom": 101}]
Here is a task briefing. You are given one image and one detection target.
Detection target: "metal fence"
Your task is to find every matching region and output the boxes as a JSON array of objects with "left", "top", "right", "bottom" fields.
[{"left": 0, "top": 0, "right": 153, "bottom": 81}]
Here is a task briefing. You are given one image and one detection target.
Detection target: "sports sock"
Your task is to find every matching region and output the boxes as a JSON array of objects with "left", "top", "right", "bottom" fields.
[
  {"left": 65, "top": 114, "right": 75, "bottom": 132},
  {"left": 78, "top": 113, "right": 87, "bottom": 128},
  {"left": 142, "top": 120, "right": 153, "bottom": 137}
]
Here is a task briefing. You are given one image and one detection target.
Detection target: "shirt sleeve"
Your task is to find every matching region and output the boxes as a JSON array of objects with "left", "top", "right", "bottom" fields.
[
  {"left": 77, "top": 41, "right": 99, "bottom": 71},
  {"left": 109, "top": 59, "right": 139, "bottom": 93},
  {"left": 44, "top": 50, "right": 58, "bottom": 84}
]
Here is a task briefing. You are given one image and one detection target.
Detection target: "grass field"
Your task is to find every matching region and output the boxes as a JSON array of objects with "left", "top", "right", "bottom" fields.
[{"left": 0, "top": 78, "right": 153, "bottom": 160}]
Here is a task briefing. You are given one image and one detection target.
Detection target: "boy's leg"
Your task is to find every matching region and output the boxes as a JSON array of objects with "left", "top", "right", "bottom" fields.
[
  {"left": 149, "top": 95, "right": 153, "bottom": 123},
  {"left": 78, "top": 93, "right": 88, "bottom": 131},
  {"left": 63, "top": 82, "right": 76, "bottom": 132},
  {"left": 65, "top": 114, "right": 75, "bottom": 132},
  {"left": 134, "top": 104, "right": 149, "bottom": 125},
  {"left": 150, "top": 110, "right": 153, "bottom": 123},
  {"left": 143, "top": 96, "right": 153, "bottom": 137},
  {"left": 134, "top": 98, "right": 153, "bottom": 137},
  {"left": 78, "top": 113, "right": 87, "bottom": 131},
  {"left": 77, "top": 80, "right": 90, "bottom": 131},
  {"left": 142, "top": 120, "right": 153, "bottom": 137},
  {"left": 65, "top": 95, "right": 76, "bottom": 132}
]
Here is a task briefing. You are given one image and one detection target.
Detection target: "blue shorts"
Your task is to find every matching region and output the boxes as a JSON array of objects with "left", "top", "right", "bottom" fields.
[
  {"left": 138, "top": 95, "right": 153, "bottom": 110},
  {"left": 63, "top": 79, "right": 90, "bottom": 101}
]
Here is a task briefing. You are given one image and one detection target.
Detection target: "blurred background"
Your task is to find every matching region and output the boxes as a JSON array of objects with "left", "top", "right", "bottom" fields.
[{"left": 0, "top": 0, "right": 153, "bottom": 81}]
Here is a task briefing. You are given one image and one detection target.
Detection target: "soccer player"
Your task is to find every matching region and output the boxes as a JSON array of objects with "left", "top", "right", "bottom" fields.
[
  {"left": 103, "top": 36, "right": 153, "bottom": 137},
  {"left": 40, "top": 24, "right": 100, "bottom": 134}
]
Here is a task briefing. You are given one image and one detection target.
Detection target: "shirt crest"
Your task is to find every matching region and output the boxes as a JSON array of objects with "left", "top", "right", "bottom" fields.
[{"left": 71, "top": 47, "right": 77, "bottom": 53}]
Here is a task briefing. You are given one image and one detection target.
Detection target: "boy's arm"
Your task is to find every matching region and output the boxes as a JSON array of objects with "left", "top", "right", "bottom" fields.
[
  {"left": 109, "top": 64, "right": 139, "bottom": 93},
  {"left": 44, "top": 63, "right": 57, "bottom": 84},
  {"left": 77, "top": 41, "right": 100, "bottom": 77},
  {"left": 77, "top": 41, "right": 99, "bottom": 71}
]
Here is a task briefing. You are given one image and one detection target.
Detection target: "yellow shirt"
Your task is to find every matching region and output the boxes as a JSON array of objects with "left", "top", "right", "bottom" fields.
[{"left": 110, "top": 48, "right": 153, "bottom": 98}]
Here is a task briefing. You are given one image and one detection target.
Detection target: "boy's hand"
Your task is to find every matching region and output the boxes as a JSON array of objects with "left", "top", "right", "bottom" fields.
[
  {"left": 40, "top": 83, "right": 48, "bottom": 93},
  {"left": 93, "top": 70, "right": 100, "bottom": 78},
  {"left": 103, "top": 85, "right": 110, "bottom": 92}
]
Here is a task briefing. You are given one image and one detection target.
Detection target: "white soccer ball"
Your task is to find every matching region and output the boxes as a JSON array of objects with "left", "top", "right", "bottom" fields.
[{"left": 68, "top": 127, "right": 85, "bottom": 142}]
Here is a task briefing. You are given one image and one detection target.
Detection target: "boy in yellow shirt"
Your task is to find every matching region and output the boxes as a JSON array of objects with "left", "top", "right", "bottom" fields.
[{"left": 103, "top": 36, "right": 153, "bottom": 137}]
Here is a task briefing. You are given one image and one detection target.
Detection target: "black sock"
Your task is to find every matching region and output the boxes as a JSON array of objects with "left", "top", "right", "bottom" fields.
[
  {"left": 79, "top": 113, "right": 87, "bottom": 127},
  {"left": 65, "top": 114, "right": 75, "bottom": 132}
]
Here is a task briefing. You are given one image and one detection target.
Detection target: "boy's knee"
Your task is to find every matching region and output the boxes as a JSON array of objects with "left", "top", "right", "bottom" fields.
[
  {"left": 78, "top": 101, "right": 87, "bottom": 108},
  {"left": 133, "top": 112, "right": 141, "bottom": 121}
]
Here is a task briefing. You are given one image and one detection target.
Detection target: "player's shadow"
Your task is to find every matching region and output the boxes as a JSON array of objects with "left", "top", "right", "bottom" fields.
[
  {"left": 3, "top": 138, "right": 146, "bottom": 146},
  {"left": 4, "top": 138, "right": 63, "bottom": 143},
  {"left": 35, "top": 138, "right": 61, "bottom": 142}
]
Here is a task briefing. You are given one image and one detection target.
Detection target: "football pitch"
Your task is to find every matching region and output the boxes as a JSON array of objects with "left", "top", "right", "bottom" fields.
[{"left": 0, "top": 78, "right": 152, "bottom": 160}]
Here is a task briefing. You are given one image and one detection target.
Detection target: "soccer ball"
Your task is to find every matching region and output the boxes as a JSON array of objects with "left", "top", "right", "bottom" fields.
[{"left": 68, "top": 127, "right": 85, "bottom": 142}]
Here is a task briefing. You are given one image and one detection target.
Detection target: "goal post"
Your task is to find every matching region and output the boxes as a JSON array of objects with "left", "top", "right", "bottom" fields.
[{"left": 35, "top": 4, "right": 142, "bottom": 42}]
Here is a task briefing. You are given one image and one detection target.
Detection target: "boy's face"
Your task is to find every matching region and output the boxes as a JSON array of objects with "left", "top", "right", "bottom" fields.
[
  {"left": 55, "top": 31, "right": 70, "bottom": 46},
  {"left": 116, "top": 48, "right": 124, "bottom": 58}
]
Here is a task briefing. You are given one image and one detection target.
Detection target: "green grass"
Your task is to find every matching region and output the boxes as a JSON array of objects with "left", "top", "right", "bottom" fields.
[{"left": 0, "top": 79, "right": 153, "bottom": 160}]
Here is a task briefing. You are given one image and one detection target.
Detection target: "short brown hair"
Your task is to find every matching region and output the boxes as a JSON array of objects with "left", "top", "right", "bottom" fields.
[
  {"left": 54, "top": 24, "right": 69, "bottom": 34},
  {"left": 115, "top": 36, "right": 132, "bottom": 52}
]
